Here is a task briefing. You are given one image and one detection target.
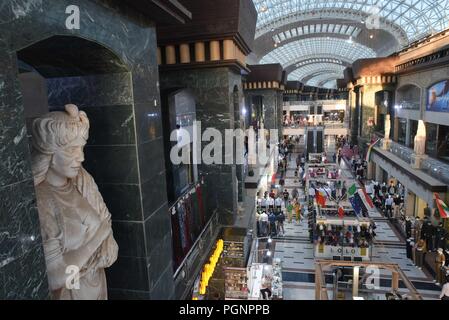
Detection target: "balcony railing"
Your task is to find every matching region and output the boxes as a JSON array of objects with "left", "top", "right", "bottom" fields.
[
  {"left": 386, "top": 140, "right": 414, "bottom": 165},
  {"left": 283, "top": 121, "right": 347, "bottom": 129},
  {"left": 394, "top": 101, "right": 420, "bottom": 111},
  {"left": 421, "top": 157, "right": 449, "bottom": 186},
  {"left": 379, "top": 139, "right": 449, "bottom": 186}
]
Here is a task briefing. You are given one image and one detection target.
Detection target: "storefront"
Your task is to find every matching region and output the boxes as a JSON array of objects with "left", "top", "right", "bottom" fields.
[
  {"left": 192, "top": 227, "right": 252, "bottom": 300},
  {"left": 313, "top": 217, "right": 374, "bottom": 261}
]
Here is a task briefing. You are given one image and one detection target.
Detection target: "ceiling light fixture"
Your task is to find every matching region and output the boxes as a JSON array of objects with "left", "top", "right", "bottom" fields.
[
  {"left": 260, "top": 4, "right": 268, "bottom": 13},
  {"left": 370, "top": 34, "right": 374, "bottom": 39}
]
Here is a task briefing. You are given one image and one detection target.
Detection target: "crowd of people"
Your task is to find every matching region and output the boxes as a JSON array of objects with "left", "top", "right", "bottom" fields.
[
  {"left": 314, "top": 223, "right": 376, "bottom": 248},
  {"left": 283, "top": 114, "right": 309, "bottom": 127},
  {"left": 256, "top": 189, "right": 305, "bottom": 237}
]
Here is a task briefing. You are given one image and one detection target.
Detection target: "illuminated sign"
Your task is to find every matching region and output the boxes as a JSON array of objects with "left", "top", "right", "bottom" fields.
[{"left": 199, "top": 239, "right": 224, "bottom": 295}]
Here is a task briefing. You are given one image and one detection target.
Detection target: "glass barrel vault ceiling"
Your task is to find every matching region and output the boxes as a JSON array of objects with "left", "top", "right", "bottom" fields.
[{"left": 253, "top": 0, "right": 449, "bottom": 88}]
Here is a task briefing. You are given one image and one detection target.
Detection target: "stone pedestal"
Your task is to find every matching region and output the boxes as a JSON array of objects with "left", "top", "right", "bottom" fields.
[
  {"left": 411, "top": 154, "right": 428, "bottom": 169},
  {"left": 382, "top": 138, "right": 391, "bottom": 150}
]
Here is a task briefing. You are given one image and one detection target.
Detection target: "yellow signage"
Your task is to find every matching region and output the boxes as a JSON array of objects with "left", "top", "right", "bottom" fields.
[{"left": 199, "top": 239, "right": 224, "bottom": 295}]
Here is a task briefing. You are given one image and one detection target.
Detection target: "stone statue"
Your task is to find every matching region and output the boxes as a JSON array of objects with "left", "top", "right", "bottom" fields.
[
  {"left": 414, "top": 120, "right": 426, "bottom": 156},
  {"left": 31, "top": 104, "right": 118, "bottom": 300},
  {"left": 384, "top": 114, "right": 391, "bottom": 140}
]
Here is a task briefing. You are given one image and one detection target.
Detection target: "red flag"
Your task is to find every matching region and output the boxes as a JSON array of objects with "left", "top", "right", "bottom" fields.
[
  {"left": 271, "top": 173, "right": 277, "bottom": 185},
  {"left": 338, "top": 206, "right": 345, "bottom": 219},
  {"left": 316, "top": 190, "right": 326, "bottom": 207},
  {"left": 435, "top": 193, "right": 449, "bottom": 218}
]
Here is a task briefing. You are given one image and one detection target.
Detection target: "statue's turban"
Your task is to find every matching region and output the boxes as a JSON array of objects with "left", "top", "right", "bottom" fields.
[{"left": 32, "top": 104, "right": 89, "bottom": 154}]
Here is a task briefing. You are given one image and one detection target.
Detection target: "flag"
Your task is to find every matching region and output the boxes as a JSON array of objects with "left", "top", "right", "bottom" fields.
[
  {"left": 358, "top": 188, "right": 374, "bottom": 209},
  {"left": 435, "top": 193, "right": 449, "bottom": 218},
  {"left": 338, "top": 206, "right": 345, "bottom": 219},
  {"left": 315, "top": 190, "right": 326, "bottom": 207},
  {"left": 365, "top": 139, "right": 380, "bottom": 162},
  {"left": 348, "top": 194, "right": 363, "bottom": 217},
  {"left": 347, "top": 183, "right": 357, "bottom": 197}
]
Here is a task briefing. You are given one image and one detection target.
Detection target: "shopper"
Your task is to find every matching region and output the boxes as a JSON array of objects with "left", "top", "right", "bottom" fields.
[
  {"left": 381, "top": 183, "right": 387, "bottom": 196},
  {"left": 268, "top": 196, "right": 275, "bottom": 210},
  {"left": 385, "top": 195, "right": 394, "bottom": 219},
  {"left": 388, "top": 182, "right": 396, "bottom": 196},
  {"left": 373, "top": 182, "right": 380, "bottom": 198},
  {"left": 268, "top": 211, "right": 277, "bottom": 236},
  {"left": 294, "top": 201, "right": 302, "bottom": 223},
  {"left": 260, "top": 276, "right": 272, "bottom": 300},
  {"left": 296, "top": 154, "right": 301, "bottom": 168},
  {"left": 277, "top": 211, "right": 285, "bottom": 236},
  {"left": 286, "top": 200, "right": 293, "bottom": 223},
  {"left": 282, "top": 189, "right": 289, "bottom": 207},
  {"left": 275, "top": 196, "right": 282, "bottom": 213},
  {"left": 259, "top": 211, "right": 268, "bottom": 237},
  {"left": 414, "top": 239, "right": 426, "bottom": 269},
  {"left": 292, "top": 187, "right": 299, "bottom": 200},
  {"left": 440, "top": 281, "right": 449, "bottom": 300}
]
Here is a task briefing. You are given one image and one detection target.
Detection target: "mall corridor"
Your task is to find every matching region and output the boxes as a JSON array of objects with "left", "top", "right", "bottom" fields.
[
  {"left": 271, "top": 139, "right": 441, "bottom": 300},
  {"left": 1, "top": 0, "right": 449, "bottom": 303}
]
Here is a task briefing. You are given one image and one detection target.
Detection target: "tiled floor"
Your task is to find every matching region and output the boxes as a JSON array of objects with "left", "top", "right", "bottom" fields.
[{"left": 267, "top": 146, "right": 441, "bottom": 300}]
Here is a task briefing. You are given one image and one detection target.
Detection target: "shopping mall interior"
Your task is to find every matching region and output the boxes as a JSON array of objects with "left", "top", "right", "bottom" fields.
[{"left": 1, "top": 0, "right": 449, "bottom": 301}]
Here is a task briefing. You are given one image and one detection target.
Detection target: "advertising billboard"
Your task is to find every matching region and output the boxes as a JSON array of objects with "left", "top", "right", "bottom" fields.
[{"left": 427, "top": 80, "right": 449, "bottom": 112}]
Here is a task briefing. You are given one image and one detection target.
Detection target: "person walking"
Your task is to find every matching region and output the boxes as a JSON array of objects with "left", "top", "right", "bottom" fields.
[
  {"left": 294, "top": 201, "right": 302, "bottom": 224},
  {"left": 286, "top": 200, "right": 293, "bottom": 223},
  {"left": 282, "top": 189, "right": 290, "bottom": 208},
  {"left": 277, "top": 211, "right": 285, "bottom": 236},
  {"left": 385, "top": 195, "right": 394, "bottom": 219},
  {"left": 268, "top": 211, "right": 277, "bottom": 237},
  {"left": 292, "top": 187, "right": 299, "bottom": 201},
  {"left": 259, "top": 211, "right": 268, "bottom": 237}
]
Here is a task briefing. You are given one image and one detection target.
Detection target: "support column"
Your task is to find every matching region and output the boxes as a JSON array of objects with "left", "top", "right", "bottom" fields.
[
  {"left": 405, "top": 118, "right": 411, "bottom": 147},
  {"left": 353, "top": 266, "right": 360, "bottom": 298},
  {"left": 195, "top": 42, "right": 205, "bottom": 62},
  {"left": 210, "top": 41, "right": 221, "bottom": 61},
  {"left": 393, "top": 117, "right": 399, "bottom": 142},
  {"left": 165, "top": 45, "right": 176, "bottom": 65},
  {"left": 375, "top": 162, "right": 383, "bottom": 182},
  {"left": 223, "top": 40, "right": 235, "bottom": 60},
  {"left": 160, "top": 68, "right": 240, "bottom": 226},
  {"left": 367, "top": 161, "right": 374, "bottom": 180},
  {"left": 392, "top": 271, "right": 399, "bottom": 291},
  {"left": 179, "top": 43, "right": 190, "bottom": 64}
]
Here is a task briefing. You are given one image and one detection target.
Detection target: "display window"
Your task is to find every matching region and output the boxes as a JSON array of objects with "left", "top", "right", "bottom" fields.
[
  {"left": 397, "top": 118, "right": 407, "bottom": 145},
  {"left": 437, "top": 124, "right": 449, "bottom": 163},
  {"left": 425, "top": 122, "right": 438, "bottom": 157}
]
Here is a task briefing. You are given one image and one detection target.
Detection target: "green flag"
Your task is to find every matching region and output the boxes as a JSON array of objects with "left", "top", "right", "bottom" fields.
[{"left": 347, "top": 183, "right": 357, "bottom": 197}]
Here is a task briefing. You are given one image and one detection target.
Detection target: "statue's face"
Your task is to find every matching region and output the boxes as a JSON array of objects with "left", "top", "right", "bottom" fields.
[{"left": 51, "top": 141, "right": 85, "bottom": 179}]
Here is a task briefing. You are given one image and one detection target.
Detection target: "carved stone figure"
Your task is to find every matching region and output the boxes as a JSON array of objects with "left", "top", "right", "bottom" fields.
[
  {"left": 384, "top": 114, "right": 391, "bottom": 140},
  {"left": 414, "top": 120, "right": 426, "bottom": 156},
  {"left": 31, "top": 104, "right": 118, "bottom": 300}
]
